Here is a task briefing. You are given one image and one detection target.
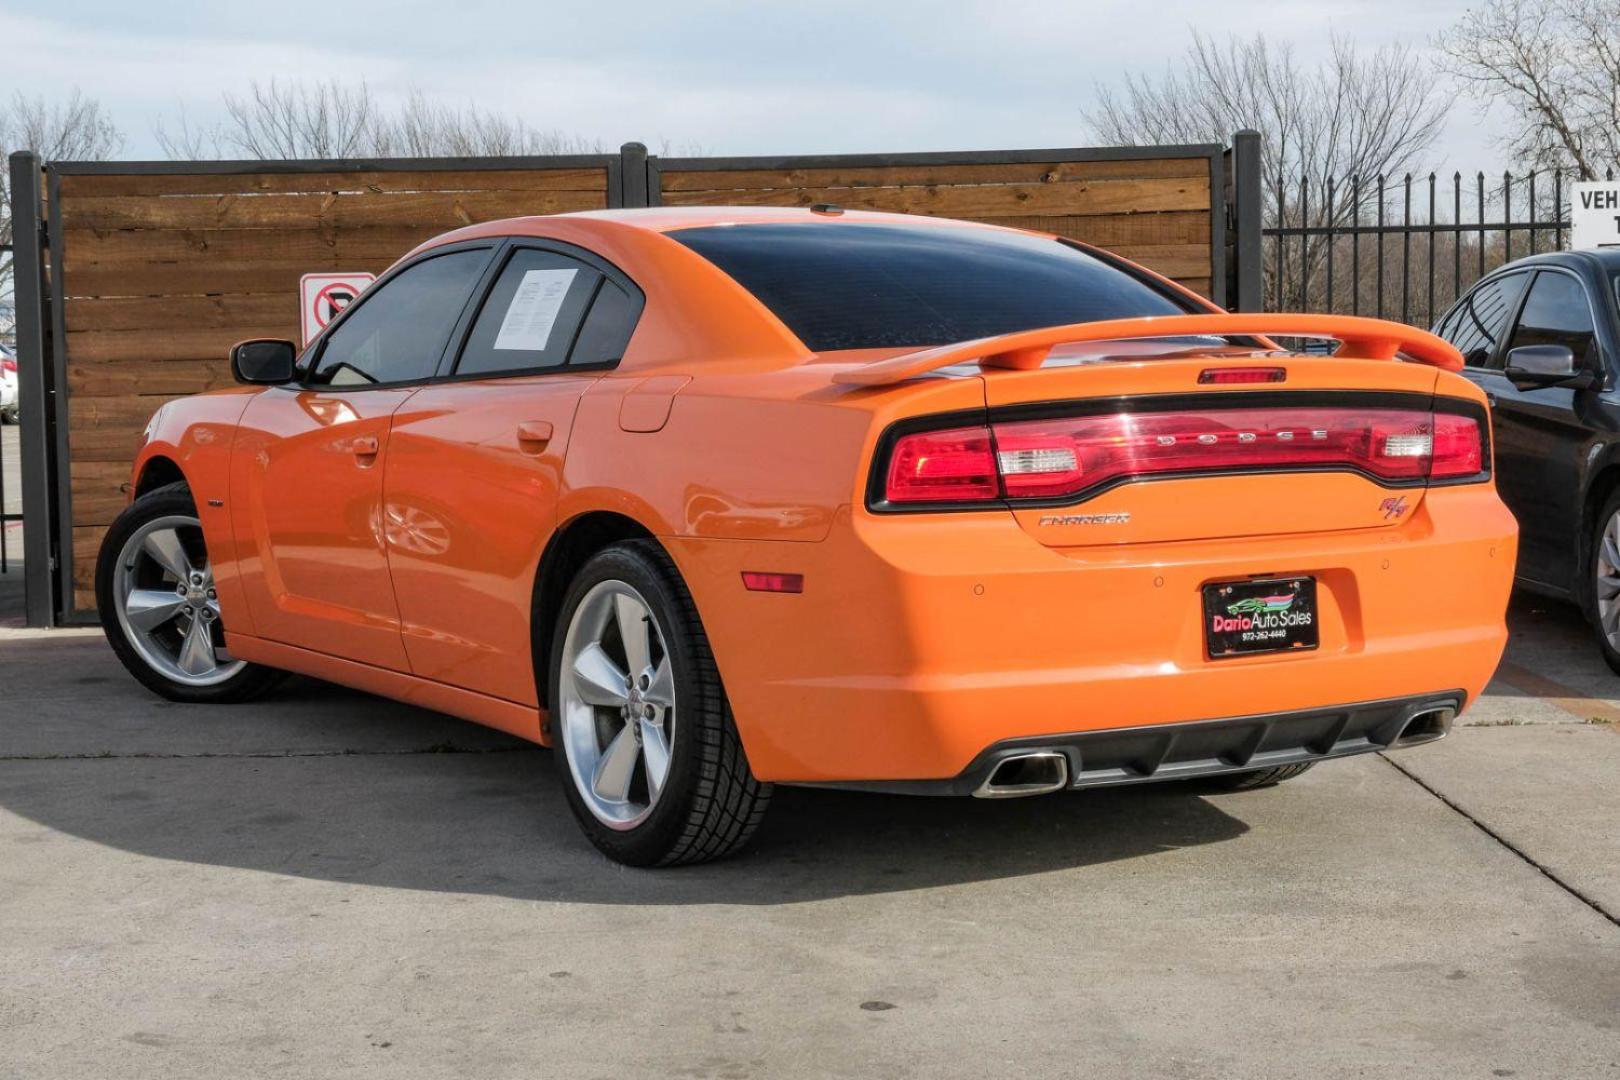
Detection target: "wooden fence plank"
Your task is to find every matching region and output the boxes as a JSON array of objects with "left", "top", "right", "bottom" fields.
[
  {"left": 61, "top": 188, "right": 602, "bottom": 231},
  {"left": 659, "top": 158, "right": 1211, "bottom": 191},
  {"left": 67, "top": 359, "right": 238, "bottom": 395},
  {"left": 59, "top": 168, "right": 610, "bottom": 198},
  {"left": 660, "top": 175, "right": 1209, "bottom": 217},
  {"left": 63, "top": 264, "right": 385, "bottom": 299},
  {"left": 67, "top": 327, "right": 297, "bottom": 364},
  {"left": 66, "top": 294, "right": 295, "bottom": 331},
  {"left": 983, "top": 211, "right": 1211, "bottom": 247},
  {"left": 62, "top": 225, "right": 443, "bottom": 271}
]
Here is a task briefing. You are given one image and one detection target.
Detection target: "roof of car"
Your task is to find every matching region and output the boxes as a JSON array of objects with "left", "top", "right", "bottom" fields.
[{"left": 1489, "top": 249, "right": 1620, "bottom": 275}]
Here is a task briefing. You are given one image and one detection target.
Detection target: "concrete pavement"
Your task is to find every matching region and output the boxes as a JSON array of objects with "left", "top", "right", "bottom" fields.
[{"left": 2, "top": 599, "right": 1618, "bottom": 1078}]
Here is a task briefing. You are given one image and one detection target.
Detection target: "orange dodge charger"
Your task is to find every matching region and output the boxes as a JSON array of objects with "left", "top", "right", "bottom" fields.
[{"left": 98, "top": 207, "right": 1517, "bottom": 866}]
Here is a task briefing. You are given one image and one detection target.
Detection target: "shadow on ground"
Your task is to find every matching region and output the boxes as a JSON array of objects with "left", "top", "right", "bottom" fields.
[{"left": 0, "top": 633, "right": 1251, "bottom": 905}]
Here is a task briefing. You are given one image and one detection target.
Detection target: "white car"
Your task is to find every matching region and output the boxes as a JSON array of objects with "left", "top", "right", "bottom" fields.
[{"left": 0, "top": 344, "right": 17, "bottom": 424}]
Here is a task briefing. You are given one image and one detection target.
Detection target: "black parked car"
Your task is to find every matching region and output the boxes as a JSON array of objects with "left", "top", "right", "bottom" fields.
[{"left": 1433, "top": 250, "right": 1620, "bottom": 670}]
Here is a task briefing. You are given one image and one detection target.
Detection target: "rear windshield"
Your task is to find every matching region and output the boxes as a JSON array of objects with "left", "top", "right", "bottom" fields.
[{"left": 670, "top": 222, "right": 1195, "bottom": 352}]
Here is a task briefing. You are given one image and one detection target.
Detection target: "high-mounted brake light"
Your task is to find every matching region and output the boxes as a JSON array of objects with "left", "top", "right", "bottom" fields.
[
  {"left": 1197, "top": 367, "right": 1286, "bottom": 384},
  {"left": 876, "top": 404, "right": 1486, "bottom": 508}
]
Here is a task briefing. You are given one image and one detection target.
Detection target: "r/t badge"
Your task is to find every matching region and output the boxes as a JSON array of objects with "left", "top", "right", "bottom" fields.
[{"left": 1379, "top": 495, "right": 1410, "bottom": 520}]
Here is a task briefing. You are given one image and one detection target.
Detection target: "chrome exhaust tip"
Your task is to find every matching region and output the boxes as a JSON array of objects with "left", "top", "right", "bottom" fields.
[
  {"left": 1395, "top": 705, "right": 1456, "bottom": 746},
  {"left": 973, "top": 751, "right": 1070, "bottom": 799}
]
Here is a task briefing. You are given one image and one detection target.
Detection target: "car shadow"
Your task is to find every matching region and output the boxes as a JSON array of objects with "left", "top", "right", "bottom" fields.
[{"left": 0, "top": 641, "right": 1252, "bottom": 905}]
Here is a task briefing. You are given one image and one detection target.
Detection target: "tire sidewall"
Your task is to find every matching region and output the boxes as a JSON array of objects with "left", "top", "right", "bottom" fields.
[
  {"left": 1589, "top": 491, "right": 1620, "bottom": 675},
  {"left": 96, "top": 483, "right": 275, "bottom": 703},
  {"left": 547, "top": 543, "right": 708, "bottom": 865}
]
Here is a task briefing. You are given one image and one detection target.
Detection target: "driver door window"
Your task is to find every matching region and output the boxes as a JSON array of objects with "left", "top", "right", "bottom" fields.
[
  {"left": 310, "top": 249, "right": 492, "bottom": 386},
  {"left": 1507, "top": 271, "right": 1600, "bottom": 370}
]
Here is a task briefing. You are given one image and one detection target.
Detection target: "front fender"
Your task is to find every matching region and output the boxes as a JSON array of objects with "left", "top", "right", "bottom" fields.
[{"left": 125, "top": 389, "right": 260, "bottom": 632}]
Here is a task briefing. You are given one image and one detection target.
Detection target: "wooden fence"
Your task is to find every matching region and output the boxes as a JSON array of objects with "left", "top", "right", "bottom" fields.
[{"left": 13, "top": 140, "right": 1238, "bottom": 621}]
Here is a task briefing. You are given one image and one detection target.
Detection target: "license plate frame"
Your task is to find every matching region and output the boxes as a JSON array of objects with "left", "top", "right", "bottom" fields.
[{"left": 1203, "top": 576, "right": 1319, "bottom": 659}]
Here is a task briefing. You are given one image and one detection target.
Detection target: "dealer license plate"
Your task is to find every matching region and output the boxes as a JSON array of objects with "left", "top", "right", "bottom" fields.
[{"left": 1203, "top": 577, "right": 1318, "bottom": 659}]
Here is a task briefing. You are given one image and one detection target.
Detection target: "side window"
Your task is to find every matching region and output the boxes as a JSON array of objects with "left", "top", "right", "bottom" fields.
[
  {"left": 309, "top": 249, "right": 491, "bottom": 387},
  {"left": 455, "top": 249, "right": 602, "bottom": 377},
  {"left": 1508, "top": 271, "right": 1600, "bottom": 369},
  {"left": 1442, "top": 272, "right": 1529, "bottom": 370},
  {"left": 569, "top": 281, "right": 640, "bottom": 366}
]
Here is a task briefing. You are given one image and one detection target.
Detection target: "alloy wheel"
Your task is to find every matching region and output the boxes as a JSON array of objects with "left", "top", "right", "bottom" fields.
[
  {"left": 557, "top": 579, "right": 676, "bottom": 830},
  {"left": 1598, "top": 509, "right": 1620, "bottom": 651},
  {"left": 111, "top": 514, "right": 245, "bottom": 687}
]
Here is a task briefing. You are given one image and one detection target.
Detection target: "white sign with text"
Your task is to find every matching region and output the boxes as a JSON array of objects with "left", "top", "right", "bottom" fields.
[{"left": 1572, "top": 182, "right": 1620, "bottom": 250}]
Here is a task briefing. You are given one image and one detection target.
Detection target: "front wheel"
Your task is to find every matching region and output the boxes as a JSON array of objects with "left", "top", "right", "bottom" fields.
[
  {"left": 548, "top": 541, "right": 771, "bottom": 866},
  {"left": 96, "top": 482, "right": 281, "bottom": 703}
]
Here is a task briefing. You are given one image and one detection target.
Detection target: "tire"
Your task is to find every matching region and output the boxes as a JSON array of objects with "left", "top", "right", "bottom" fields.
[
  {"left": 1588, "top": 488, "right": 1620, "bottom": 676},
  {"left": 1201, "top": 761, "right": 1316, "bottom": 791},
  {"left": 548, "top": 540, "right": 771, "bottom": 866},
  {"left": 95, "top": 481, "right": 282, "bottom": 704},
  {"left": 0, "top": 405, "right": 16, "bottom": 425}
]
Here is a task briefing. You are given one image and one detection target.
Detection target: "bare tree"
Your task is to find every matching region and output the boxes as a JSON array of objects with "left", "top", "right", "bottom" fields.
[
  {"left": 1086, "top": 31, "right": 1449, "bottom": 311},
  {"left": 372, "top": 90, "right": 602, "bottom": 157},
  {"left": 1439, "top": 0, "right": 1620, "bottom": 179},
  {"left": 219, "top": 79, "right": 381, "bottom": 160},
  {"left": 0, "top": 90, "right": 123, "bottom": 340},
  {"left": 158, "top": 80, "right": 602, "bottom": 160},
  {"left": 1086, "top": 31, "right": 1450, "bottom": 217}
]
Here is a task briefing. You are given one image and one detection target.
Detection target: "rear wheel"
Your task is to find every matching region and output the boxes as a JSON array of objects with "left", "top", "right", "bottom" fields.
[
  {"left": 96, "top": 482, "right": 281, "bottom": 703},
  {"left": 549, "top": 540, "right": 771, "bottom": 866},
  {"left": 1201, "top": 762, "right": 1315, "bottom": 791}
]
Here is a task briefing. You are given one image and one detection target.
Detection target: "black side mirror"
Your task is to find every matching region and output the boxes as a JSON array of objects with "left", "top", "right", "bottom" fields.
[
  {"left": 1504, "top": 344, "right": 1596, "bottom": 390},
  {"left": 231, "top": 339, "right": 297, "bottom": 385}
]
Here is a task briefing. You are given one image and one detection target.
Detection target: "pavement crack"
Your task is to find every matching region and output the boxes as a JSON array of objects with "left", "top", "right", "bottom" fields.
[
  {"left": 1380, "top": 752, "right": 1620, "bottom": 931},
  {"left": 0, "top": 746, "right": 542, "bottom": 762}
]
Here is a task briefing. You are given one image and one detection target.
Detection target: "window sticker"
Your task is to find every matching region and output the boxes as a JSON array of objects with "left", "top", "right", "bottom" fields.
[{"left": 493, "top": 268, "right": 578, "bottom": 351}]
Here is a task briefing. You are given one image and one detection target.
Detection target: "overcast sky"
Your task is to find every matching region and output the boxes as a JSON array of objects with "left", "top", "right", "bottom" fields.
[{"left": 3, "top": 1, "right": 1505, "bottom": 171}]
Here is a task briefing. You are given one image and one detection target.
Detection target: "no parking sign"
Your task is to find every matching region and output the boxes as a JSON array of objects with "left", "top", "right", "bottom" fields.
[{"left": 299, "top": 272, "right": 376, "bottom": 345}]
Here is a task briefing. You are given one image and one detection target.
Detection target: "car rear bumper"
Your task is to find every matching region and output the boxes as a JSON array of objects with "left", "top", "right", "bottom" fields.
[
  {"left": 666, "top": 484, "right": 1515, "bottom": 785},
  {"left": 800, "top": 690, "right": 1461, "bottom": 796}
]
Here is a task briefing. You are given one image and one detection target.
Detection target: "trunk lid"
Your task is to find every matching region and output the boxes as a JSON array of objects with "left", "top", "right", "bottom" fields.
[{"left": 979, "top": 348, "right": 1448, "bottom": 548}]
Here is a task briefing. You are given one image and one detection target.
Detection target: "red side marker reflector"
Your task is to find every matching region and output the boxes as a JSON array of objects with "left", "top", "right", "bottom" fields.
[
  {"left": 1198, "top": 367, "right": 1287, "bottom": 384},
  {"left": 742, "top": 571, "right": 804, "bottom": 594}
]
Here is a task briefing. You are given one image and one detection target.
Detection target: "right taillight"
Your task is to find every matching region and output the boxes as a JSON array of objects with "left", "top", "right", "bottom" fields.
[
  {"left": 876, "top": 402, "right": 1486, "bottom": 509},
  {"left": 884, "top": 425, "right": 1000, "bottom": 503}
]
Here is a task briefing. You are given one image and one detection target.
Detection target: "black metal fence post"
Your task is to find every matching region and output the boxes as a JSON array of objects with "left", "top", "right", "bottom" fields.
[
  {"left": 619, "top": 142, "right": 650, "bottom": 209},
  {"left": 7, "top": 151, "right": 57, "bottom": 628},
  {"left": 1229, "top": 129, "right": 1263, "bottom": 312}
]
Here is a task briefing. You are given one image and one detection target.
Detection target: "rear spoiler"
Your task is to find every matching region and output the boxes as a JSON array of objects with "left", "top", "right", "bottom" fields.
[{"left": 830, "top": 314, "right": 1464, "bottom": 387}]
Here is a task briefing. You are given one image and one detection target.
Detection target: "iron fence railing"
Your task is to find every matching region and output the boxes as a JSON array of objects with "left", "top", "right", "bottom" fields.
[{"left": 1261, "top": 169, "right": 1609, "bottom": 329}]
